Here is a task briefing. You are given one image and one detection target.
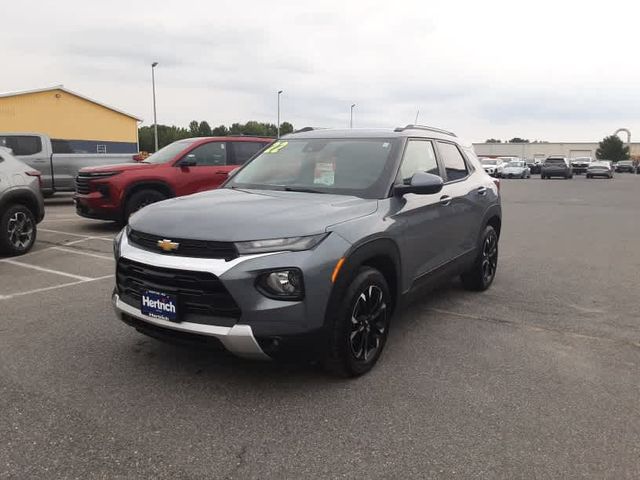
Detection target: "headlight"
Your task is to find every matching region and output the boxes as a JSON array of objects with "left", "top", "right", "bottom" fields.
[
  {"left": 256, "top": 268, "right": 304, "bottom": 300},
  {"left": 113, "top": 225, "right": 129, "bottom": 260},
  {"left": 235, "top": 233, "right": 328, "bottom": 255}
]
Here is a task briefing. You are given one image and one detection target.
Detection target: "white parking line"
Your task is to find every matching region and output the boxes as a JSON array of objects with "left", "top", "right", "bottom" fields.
[
  {"left": 53, "top": 246, "right": 113, "bottom": 260},
  {"left": 0, "top": 274, "right": 114, "bottom": 301},
  {"left": 38, "top": 228, "right": 91, "bottom": 238},
  {"left": 0, "top": 259, "right": 92, "bottom": 281}
]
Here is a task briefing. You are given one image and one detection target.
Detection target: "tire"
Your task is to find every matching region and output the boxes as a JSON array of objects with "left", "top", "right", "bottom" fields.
[
  {"left": 324, "top": 266, "right": 392, "bottom": 377},
  {"left": 541, "top": 175, "right": 545, "bottom": 179},
  {"left": 124, "top": 189, "right": 167, "bottom": 220},
  {"left": 461, "top": 225, "right": 498, "bottom": 292},
  {"left": 0, "top": 204, "right": 37, "bottom": 256}
]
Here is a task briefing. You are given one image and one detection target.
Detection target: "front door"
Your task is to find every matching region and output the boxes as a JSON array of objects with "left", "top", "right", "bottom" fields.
[
  {"left": 390, "top": 139, "right": 451, "bottom": 283},
  {"left": 174, "top": 141, "right": 231, "bottom": 193}
]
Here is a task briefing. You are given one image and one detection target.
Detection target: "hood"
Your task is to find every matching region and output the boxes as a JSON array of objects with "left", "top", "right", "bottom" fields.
[
  {"left": 80, "top": 162, "right": 151, "bottom": 174},
  {"left": 129, "top": 188, "right": 378, "bottom": 241}
]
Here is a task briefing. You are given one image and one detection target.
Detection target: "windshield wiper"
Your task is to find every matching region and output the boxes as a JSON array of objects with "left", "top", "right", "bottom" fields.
[{"left": 283, "top": 186, "right": 325, "bottom": 194}]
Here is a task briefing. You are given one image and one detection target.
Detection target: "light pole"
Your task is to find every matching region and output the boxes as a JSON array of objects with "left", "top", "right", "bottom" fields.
[
  {"left": 350, "top": 103, "right": 356, "bottom": 128},
  {"left": 277, "top": 90, "right": 283, "bottom": 138},
  {"left": 151, "top": 62, "right": 159, "bottom": 152}
]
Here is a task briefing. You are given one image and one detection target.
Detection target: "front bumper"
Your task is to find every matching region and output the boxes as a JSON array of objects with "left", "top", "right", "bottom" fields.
[
  {"left": 74, "top": 194, "right": 122, "bottom": 221},
  {"left": 112, "top": 230, "right": 351, "bottom": 360},
  {"left": 112, "top": 292, "right": 268, "bottom": 359}
]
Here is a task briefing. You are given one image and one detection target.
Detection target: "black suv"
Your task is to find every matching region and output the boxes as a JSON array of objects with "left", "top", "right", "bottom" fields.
[{"left": 113, "top": 125, "right": 502, "bottom": 376}]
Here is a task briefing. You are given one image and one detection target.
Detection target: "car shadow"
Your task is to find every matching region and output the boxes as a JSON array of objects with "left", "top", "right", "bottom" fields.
[{"left": 117, "top": 278, "right": 467, "bottom": 386}]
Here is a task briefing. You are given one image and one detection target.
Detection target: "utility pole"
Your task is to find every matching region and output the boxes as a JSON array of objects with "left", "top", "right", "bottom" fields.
[
  {"left": 277, "top": 90, "right": 283, "bottom": 138},
  {"left": 151, "top": 62, "right": 159, "bottom": 152}
]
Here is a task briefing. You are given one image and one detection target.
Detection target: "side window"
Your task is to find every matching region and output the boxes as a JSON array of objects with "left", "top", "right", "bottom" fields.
[
  {"left": 397, "top": 140, "right": 439, "bottom": 183},
  {"left": 0, "top": 135, "right": 42, "bottom": 156},
  {"left": 232, "top": 141, "right": 268, "bottom": 165},
  {"left": 437, "top": 142, "right": 468, "bottom": 182},
  {"left": 184, "top": 142, "right": 227, "bottom": 166}
]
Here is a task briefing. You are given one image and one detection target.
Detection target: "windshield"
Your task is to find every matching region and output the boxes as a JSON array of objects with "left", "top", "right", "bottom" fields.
[
  {"left": 142, "top": 139, "right": 197, "bottom": 164},
  {"left": 507, "top": 161, "right": 525, "bottom": 167},
  {"left": 482, "top": 159, "right": 497, "bottom": 165},
  {"left": 226, "top": 138, "right": 399, "bottom": 198},
  {"left": 545, "top": 158, "right": 565, "bottom": 164}
]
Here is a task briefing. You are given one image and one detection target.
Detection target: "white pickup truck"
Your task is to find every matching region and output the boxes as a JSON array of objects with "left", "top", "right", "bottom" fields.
[{"left": 0, "top": 133, "right": 137, "bottom": 196}]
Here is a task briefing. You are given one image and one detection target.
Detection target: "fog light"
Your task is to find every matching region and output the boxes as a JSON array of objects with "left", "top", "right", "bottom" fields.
[{"left": 257, "top": 269, "right": 304, "bottom": 300}]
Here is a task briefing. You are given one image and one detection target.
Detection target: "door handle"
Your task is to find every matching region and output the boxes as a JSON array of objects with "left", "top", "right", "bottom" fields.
[
  {"left": 439, "top": 195, "right": 452, "bottom": 206},
  {"left": 476, "top": 186, "right": 487, "bottom": 195},
  {"left": 215, "top": 170, "right": 228, "bottom": 174}
]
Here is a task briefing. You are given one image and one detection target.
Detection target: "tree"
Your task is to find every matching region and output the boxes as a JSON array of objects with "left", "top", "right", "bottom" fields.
[
  {"left": 188, "top": 120, "right": 199, "bottom": 136},
  {"left": 508, "top": 137, "right": 529, "bottom": 143},
  {"left": 197, "top": 121, "right": 212, "bottom": 137},
  {"left": 212, "top": 124, "right": 229, "bottom": 136},
  {"left": 485, "top": 138, "right": 501, "bottom": 143},
  {"left": 279, "top": 122, "right": 294, "bottom": 136},
  {"left": 596, "top": 135, "right": 629, "bottom": 161}
]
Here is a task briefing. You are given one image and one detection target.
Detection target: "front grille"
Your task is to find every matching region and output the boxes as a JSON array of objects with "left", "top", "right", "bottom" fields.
[
  {"left": 116, "top": 258, "right": 241, "bottom": 324},
  {"left": 75, "top": 175, "right": 91, "bottom": 194},
  {"left": 128, "top": 229, "right": 238, "bottom": 260}
]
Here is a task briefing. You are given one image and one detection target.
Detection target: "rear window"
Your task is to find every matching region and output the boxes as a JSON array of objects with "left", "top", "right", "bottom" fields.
[
  {"left": 0, "top": 135, "right": 42, "bottom": 156},
  {"left": 545, "top": 158, "right": 565, "bottom": 164}
]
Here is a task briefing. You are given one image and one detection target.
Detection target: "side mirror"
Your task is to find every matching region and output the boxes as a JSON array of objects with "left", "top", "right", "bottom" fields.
[
  {"left": 394, "top": 172, "right": 444, "bottom": 196},
  {"left": 179, "top": 154, "right": 197, "bottom": 167}
]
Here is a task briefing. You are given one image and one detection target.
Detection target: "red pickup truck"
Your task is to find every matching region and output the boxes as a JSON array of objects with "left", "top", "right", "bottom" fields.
[{"left": 74, "top": 136, "right": 271, "bottom": 223}]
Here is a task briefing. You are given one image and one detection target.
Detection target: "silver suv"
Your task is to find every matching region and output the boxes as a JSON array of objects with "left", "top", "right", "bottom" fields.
[
  {"left": 0, "top": 147, "right": 45, "bottom": 256},
  {"left": 112, "top": 125, "right": 501, "bottom": 376}
]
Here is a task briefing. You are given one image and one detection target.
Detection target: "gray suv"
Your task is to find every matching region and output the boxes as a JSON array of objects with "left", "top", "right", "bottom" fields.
[
  {"left": 112, "top": 125, "right": 501, "bottom": 376},
  {"left": 0, "top": 147, "right": 45, "bottom": 256},
  {"left": 541, "top": 156, "right": 573, "bottom": 179}
]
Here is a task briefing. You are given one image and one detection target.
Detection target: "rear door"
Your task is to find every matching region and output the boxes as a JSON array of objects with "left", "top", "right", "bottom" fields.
[
  {"left": 436, "top": 141, "right": 485, "bottom": 260},
  {"left": 229, "top": 140, "right": 270, "bottom": 167},
  {"left": 0, "top": 135, "right": 52, "bottom": 190},
  {"left": 173, "top": 141, "right": 230, "bottom": 193}
]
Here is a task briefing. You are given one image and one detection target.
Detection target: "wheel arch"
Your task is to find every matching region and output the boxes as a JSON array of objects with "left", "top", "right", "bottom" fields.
[
  {"left": 124, "top": 181, "right": 175, "bottom": 205},
  {"left": 328, "top": 237, "right": 402, "bottom": 319},
  {"left": 0, "top": 189, "right": 42, "bottom": 221}
]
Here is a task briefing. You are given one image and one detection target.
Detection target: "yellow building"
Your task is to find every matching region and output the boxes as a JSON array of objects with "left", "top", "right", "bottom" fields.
[{"left": 0, "top": 85, "right": 141, "bottom": 153}]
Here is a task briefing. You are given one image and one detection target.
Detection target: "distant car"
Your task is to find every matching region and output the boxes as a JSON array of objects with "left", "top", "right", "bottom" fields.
[
  {"left": 480, "top": 158, "right": 505, "bottom": 177},
  {"left": 527, "top": 160, "right": 542, "bottom": 174},
  {"left": 570, "top": 157, "right": 592, "bottom": 175},
  {"left": 615, "top": 160, "right": 634, "bottom": 173},
  {"left": 0, "top": 147, "right": 45, "bottom": 256},
  {"left": 501, "top": 160, "right": 531, "bottom": 179},
  {"left": 541, "top": 156, "right": 573, "bottom": 179},
  {"left": 586, "top": 161, "right": 614, "bottom": 179}
]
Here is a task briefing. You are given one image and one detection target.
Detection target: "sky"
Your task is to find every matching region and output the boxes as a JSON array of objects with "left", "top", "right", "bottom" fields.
[{"left": 2, "top": 0, "right": 639, "bottom": 143}]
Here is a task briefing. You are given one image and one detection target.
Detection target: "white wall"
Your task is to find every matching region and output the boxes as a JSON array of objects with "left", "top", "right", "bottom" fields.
[{"left": 473, "top": 142, "right": 640, "bottom": 159}]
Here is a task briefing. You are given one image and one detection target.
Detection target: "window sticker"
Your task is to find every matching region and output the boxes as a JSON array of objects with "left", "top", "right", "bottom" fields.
[
  {"left": 265, "top": 141, "right": 288, "bottom": 154},
  {"left": 314, "top": 162, "right": 335, "bottom": 185}
]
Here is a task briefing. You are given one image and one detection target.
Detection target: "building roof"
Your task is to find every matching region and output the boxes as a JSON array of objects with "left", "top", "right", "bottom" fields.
[{"left": 0, "top": 85, "right": 142, "bottom": 121}]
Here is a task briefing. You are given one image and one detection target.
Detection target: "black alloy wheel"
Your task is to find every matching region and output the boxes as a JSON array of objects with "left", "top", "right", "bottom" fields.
[
  {"left": 461, "top": 225, "right": 499, "bottom": 291},
  {"left": 324, "top": 266, "right": 392, "bottom": 377},
  {"left": 0, "top": 205, "right": 37, "bottom": 256},
  {"left": 349, "top": 285, "right": 388, "bottom": 363}
]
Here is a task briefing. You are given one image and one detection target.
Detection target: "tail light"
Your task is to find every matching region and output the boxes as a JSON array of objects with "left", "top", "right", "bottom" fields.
[
  {"left": 493, "top": 178, "right": 500, "bottom": 192},
  {"left": 26, "top": 170, "right": 42, "bottom": 189}
]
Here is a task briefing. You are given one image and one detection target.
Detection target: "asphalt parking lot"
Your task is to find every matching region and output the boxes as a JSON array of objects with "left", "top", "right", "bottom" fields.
[{"left": 1, "top": 175, "right": 639, "bottom": 479}]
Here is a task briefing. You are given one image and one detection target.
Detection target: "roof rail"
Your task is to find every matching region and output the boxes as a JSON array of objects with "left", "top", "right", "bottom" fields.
[
  {"left": 394, "top": 124, "right": 457, "bottom": 137},
  {"left": 293, "top": 127, "right": 315, "bottom": 133}
]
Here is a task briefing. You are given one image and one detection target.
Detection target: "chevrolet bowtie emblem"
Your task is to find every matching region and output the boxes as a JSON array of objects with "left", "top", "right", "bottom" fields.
[{"left": 157, "top": 239, "right": 180, "bottom": 252}]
